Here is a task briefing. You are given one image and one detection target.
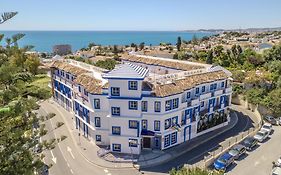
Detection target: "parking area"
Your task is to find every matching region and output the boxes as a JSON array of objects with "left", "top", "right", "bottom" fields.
[{"left": 210, "top": 123, "right": 281, "bottom": 175}]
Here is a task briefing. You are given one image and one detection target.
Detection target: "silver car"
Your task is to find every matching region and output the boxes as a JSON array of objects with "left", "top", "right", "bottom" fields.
[
  {"left": 262, "top": 123, "right": 273, "bottom": 134},
  {"left": 228, "top": 144, "right": 246, "bottom": 160},
  {"left": 254, "top": 129, "right": 269, "bottom": 142}
]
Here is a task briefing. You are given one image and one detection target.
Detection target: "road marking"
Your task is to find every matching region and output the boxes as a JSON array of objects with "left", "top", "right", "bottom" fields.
[
  {"left": 70, "top": 169, "right": 74, "bottom": 174},
  {"left": 50, "top": 150, "right": 57, "bottom": 164},
  {"left": 254, "top": 161, "right": 260, "bottom": 166},
  {"left": 107, "top": 173, "right": 111, "bottom": 175},
  {"left": 67, "top": 146, "right": 75, "bottom": 159},
  {"left": 67, "top": 162, "right": 70, "bottom": 167},
  {"left": 104, "top": 169, "right": 108, "bottom": 173}
]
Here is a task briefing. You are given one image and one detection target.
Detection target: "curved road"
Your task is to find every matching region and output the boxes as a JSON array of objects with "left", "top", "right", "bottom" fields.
[
  {"left": 39, "top": 101, "right": 255, "bottom": 175},
  {"left": 141, "top": 108, "right": 255, "bottom": 174}
]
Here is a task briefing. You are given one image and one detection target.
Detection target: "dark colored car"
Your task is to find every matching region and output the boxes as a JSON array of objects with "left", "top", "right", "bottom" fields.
[
  {"left": 37, "top": 164, "right": 49, "bottom": 175},
  {"left": 228, "top": 144, "right": 246, "bottom": 160},
  {"left": 213, "top": 152, "right": 234, "bottom": 171},
  {"left": 264, "top": 116, "right": 277, "bottom": 125},
  {"left": 242, "top": 137, "right": 258, "bottom": 151}
]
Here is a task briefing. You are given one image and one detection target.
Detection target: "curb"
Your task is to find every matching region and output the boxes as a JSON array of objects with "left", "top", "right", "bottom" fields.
[
  {"left": 203, "top": 105, "right": 262, "bottom": 167},
  {"left": 138, "top": 110, "right": 239, "bottom": 168},
  {"left": 44, "top": 100, "right": 135, "bottom": 170}
]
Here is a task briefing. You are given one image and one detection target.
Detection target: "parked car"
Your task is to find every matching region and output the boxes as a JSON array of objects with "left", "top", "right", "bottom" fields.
[
  {"left": 272, "top": 167, "right": 281, "bottom": 175},
  {"left": 228, "top": 144, "right": 246, "bottom": 160},
  {"left": 242, "top": 137, "right": 258, "bottom": 151},
  {"left": 35, "top": 164, "right": 49, "bottom": 175},
  {"left": 213, "top": 152, "right": 234, "bottom": 171},
  {"left": 262, "top": 123, "right": 273, "bottom": 134},
  {"left": 264, "top": 116, "right": 277, "bottom": 125},
  {"left": 254, "top": 129, "right": 269, "bottom": 142}
]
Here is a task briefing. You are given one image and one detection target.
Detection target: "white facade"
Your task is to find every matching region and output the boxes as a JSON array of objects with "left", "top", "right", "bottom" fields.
[{"left": 51, "top": 58, "right": 232, "bottom": 155}]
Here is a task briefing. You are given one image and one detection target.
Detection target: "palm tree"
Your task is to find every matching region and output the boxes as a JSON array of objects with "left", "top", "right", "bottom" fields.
[{"left": 0, "top": 12, "right": 18, "bottom": 24}]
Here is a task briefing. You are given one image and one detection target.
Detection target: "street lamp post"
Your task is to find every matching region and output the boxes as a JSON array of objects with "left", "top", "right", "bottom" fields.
[{"left": 78, "top": 132, "right": 81, "bottom": 146}]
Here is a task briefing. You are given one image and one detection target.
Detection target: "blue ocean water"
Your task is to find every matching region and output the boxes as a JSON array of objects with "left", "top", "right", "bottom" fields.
[{"left": 0, "top": 31, "right": 213, "bottom": 53}]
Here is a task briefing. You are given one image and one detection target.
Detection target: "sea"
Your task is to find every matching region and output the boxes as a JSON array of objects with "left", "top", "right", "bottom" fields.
[{"left": 0, "top": 31, "right": 213, "bottom": 53}]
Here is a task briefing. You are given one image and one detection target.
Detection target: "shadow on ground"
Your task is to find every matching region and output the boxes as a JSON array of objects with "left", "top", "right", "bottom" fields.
[{"left": 140, "top": 109, "right": 255, "bottom": 174}]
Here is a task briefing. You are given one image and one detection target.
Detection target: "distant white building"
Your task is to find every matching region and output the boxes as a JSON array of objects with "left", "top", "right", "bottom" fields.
[{"left": 50, "top": 54, "right": 232, "bottom": 155}]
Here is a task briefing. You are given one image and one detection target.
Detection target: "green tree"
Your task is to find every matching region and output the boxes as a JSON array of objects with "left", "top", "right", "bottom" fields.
[
  {"left": 206, "top": 50, "right": 213, "bottom": 64},
  {"left": 170, "top": 167, "right": 223, "bottom": 175},
  {"left": 24, "top": 55, "right": 40, "bottom": 75},
  {"left": 139, "top": 42, "right": 145, "bottom": 50},
  {"left": 177, "top": 36, "right": 182, "bottom": 51},
  {"left": 263, "top": 88, "right": 281, "bottom": 116}
]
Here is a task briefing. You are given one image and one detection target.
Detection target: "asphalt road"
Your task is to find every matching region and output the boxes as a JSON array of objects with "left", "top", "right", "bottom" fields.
[
  {"left": 141, "top": 109, "right": 255, "bottom": 174},
  {"left": 38, "top": 106, "right": 141, "bottom": 175},
  {"left": 228, "top": 125, "right": 281, "bottom": 175},
  {"left": 38, "top": 104, "right": 255, "bottom": 175}
]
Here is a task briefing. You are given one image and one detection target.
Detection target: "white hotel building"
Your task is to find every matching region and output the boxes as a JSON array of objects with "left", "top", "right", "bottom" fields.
[{"left": 50, "top": 54, "right": 232, "bottom": 155}]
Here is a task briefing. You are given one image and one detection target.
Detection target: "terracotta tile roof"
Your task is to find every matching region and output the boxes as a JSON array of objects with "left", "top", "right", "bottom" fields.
[
  {"left": 121, "top": 54, "right": 205, "bottom": 71},
  {"left": 50, "top": 61, "right": 90, "bottom": 76},
  {"left": 74, "top": 74, "right": 103, "bottom": 94},
  {"left": 148, "top": 70, "right": 228, "bottom": 97}
]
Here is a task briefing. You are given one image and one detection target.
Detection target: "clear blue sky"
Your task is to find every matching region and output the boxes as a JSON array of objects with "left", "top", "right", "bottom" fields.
[{"left": 1, "top": 0, "right": 281, "bottom": 31}]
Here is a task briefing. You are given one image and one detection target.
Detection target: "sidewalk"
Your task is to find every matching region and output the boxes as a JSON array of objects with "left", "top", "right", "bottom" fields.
[
  {"left": 41, "top": 100, "right": 135, "bottom": 169},
  {"left": 41, "top": 99, "right": 239, "bottom": 169}
]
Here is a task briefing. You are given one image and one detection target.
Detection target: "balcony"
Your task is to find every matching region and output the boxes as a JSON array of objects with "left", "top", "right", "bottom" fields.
[
  {"left": 74, "top": 93, "right": 91, "bottom": 109},
  {"left": 191, "top": 99, "right": 199, "bottom": 106},
  {"left": 214, "top": 90, "right": 223, "bottom": 96},
  {"left": 200, "top": 92, "right": 211, "bottom": 101}
]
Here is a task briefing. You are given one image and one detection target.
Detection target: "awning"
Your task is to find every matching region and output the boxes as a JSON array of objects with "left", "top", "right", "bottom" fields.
[{"left": 141, "top": 130, "right": 155, "bottom": 136}]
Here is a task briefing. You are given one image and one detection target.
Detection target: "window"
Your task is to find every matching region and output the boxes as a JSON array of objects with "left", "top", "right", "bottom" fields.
[
  {"left": 187, "top": 92, "right": 191, "bottom": 99},
  {"left": 95, "top": 117, "right": 101, "bottom": 127},
  {"left": 172, "top": 116, "right": 178, "bottom": 126},
  {"left": 202, "top": 86, "right": 205, "bottom": 93},
  {"left": 154, "top": 101, "right": 161, "bottom": 112},
  {"left": 165, "top": 98, "right": 179, "bottom": 111},
  {"left": 128, "top": 81, "right": 138, "bottom": 90},
  {"left": 165, "top": 118, "right": 171, "bottom": 130},
  {"left": 201, "top": 101, "right": 204, "bottom": 107},
  {"left": 66, "top": 74, "right": 70, "bottom": 79},
  {"left": 164, "top": 135, "right": 171, "bottom": 147},
  {"left": 171, "top": 132, "right": 177, "bottom": 145},
  {"left": 129, "top": 120, "right": 138, "bottom": 129},
  {"left": 96, "top": 135, "right": 101, "bottom": 142},
  {"left": 142, "top": 120, "right": 147, "bottom": 130},
  {"left": 129, "top": 139, "right": 138, "bottom": 147},
  {"left": 111, "top": 87, "right": 120, "bottom": 96},
  {"left": 111, "top": 107, "right": 120, "bottom": 116},
  {"left": 128, "top": 101, "right": 138, "bottom": 110},
  {"left": 94, "top": 99, "right": 100, "bottom": 109},
  {"left": 154, "top": 120, "right": 160, "bottom": 131},
  {"left": 112, "top": 144, "right": 121, "bottom": 152},
  {"left": 84, "top": 90, "right": 88, "bottom": 96},
  {"left": 214, "top": 83, "right": 217, "bottom": 90},
  {"left": 221, "top": 81, "right": 225, "bottom": 88},
  {"left": 78, "top": 86, "right": 81, "bottom": 92},
  {"left": 112, "top": 126, "right": 121, "bottom": 135},
  {"left": 195, "top": 87, "right": 200, "bottom": 94},
  {"left": 141, "top": 101, "right": 148, "bottom": 112}
]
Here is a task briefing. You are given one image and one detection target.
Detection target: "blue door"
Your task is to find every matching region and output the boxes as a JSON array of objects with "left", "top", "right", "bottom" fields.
[{"left": 184, "top": 126, "right": 191, "bottom": 142}]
